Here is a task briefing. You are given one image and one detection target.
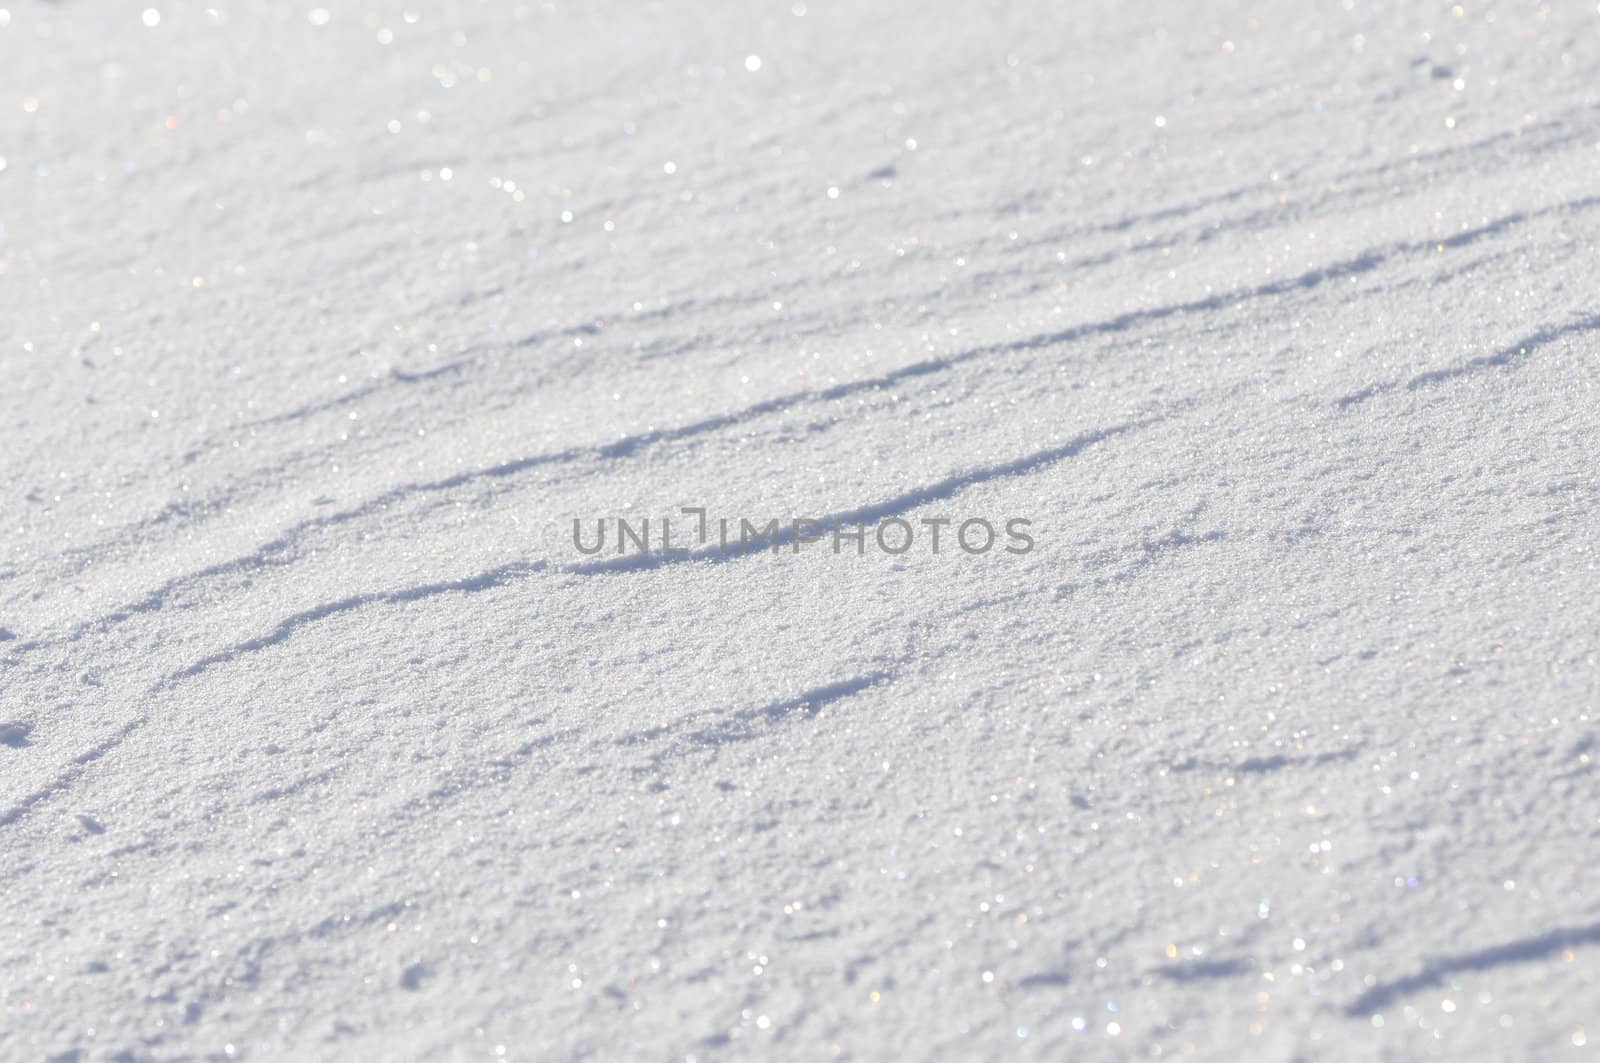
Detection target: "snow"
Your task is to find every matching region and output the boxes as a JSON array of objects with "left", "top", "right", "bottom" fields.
[{"left": 3, "top": 0, "right": 1599, "bottom": 1058}]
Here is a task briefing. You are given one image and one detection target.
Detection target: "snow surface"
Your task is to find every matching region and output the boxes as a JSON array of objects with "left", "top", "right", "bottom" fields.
[{"left": 3, "top": 1, "right": 1600, "bottom": 1059}]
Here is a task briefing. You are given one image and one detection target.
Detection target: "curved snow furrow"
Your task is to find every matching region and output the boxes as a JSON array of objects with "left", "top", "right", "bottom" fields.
[
  {"left": 75, "top": 422, "right": 1153, "bottom": 757},
  {"left": 137, "top": 107, "right": 1523, "bottom": 464},
  {"left": 1335, "top": 246, "right": 1518, "bottom": 307},
  {"left": 992, "top": 110, "right": 1594, "bottom": 272},
  {"left": 566, "top": 420, "right": 1147, "bottom": 575},
  {"left": 1323, "top": 109, "right": 1599, "bottom": 196},
  {"left": 34, "top": 170, "right": 1589, "bottom": 608},
  {"left": 227, "top": 354, "right": 483, "bottom": 434},
  {"left": 0, "top": 716, "right": 144, "bottom": 830},
  {"left": 0, "top": 203, "right": 1574, "bottom": 781},
  {"left": 9, "top": 5, "right": 1600, "bottom": 1058},
  {"left": 14, "top": 194, "right": 1560, "bottom": 647},
  {"left": 1397, "top": 311, "right": 1600, "bottom": 391},
  {"left": 22, "top": 261, "right": 981, "bottom": 584},
  {"left": 1335, "top": 312, "right": 1600, "bottom": 408},
  {"left": 603, "top": 581, "right": 1069, "bottom": 772},
  {"left": 1055, "top": 527, "right": 1230, "bottom": 600},
  {"left": 26, "top": 414, "right": 1133, "bottom": 683},
  {"left": 1194, "top": 135, "right": 1593, "bottom": 256},
  {"left": 160, "top": 560, "right": 549, "bottom": 686},
  {"left": 1344, "top": 920, "right": 1600, "bottom": 1016},
  {"left": 1164, "top": 746, "right": 1365, "bottom": 778},
  {"left": 615, "top": 672, "right": 896, "bottom": 774},
  {"left": 9, "top": 319, "right": 1129, "bottom": 644}
]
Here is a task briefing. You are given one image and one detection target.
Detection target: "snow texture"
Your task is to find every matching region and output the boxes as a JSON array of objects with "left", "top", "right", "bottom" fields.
[{"left": 3, "top": 1, "right": 1599, "bottom": 1059}]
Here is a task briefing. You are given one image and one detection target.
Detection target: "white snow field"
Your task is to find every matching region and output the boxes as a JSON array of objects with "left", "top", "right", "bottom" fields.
[{"left": 3, "top": 0, "right": 1600, "bottom": 1058}]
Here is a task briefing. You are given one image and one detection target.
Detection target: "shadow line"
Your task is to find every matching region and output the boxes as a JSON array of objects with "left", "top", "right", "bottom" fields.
[{"left": 1345, "top": 921, "right": 1600, "bottom": 1015}]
